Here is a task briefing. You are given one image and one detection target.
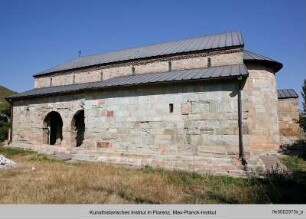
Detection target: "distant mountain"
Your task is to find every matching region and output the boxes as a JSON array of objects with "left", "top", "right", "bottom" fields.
[{"left": 0, "top": 85, "right": 17, "bottom": 104}]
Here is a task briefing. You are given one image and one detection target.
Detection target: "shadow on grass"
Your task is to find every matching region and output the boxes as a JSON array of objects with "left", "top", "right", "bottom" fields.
[
  {"left": 260, "top": 140, "right": 306, "bottom": 203},
  {"left": 249, "top": 140, "right": 306, "bottom": 204},
  {"left": 239, "top": 140, "right": 306, "bottom": 203},
  {"left": 192, "top": 169, "right": 306, "bottom": 204},
  {"left": 249, "top": 170, "right": 306, "bottom": 204},
  {"left": 280, "top": 140, "right": 306, "bottom": 160},
  {"left": 141, "top": 159, "right": 306, "bottom": 204}
]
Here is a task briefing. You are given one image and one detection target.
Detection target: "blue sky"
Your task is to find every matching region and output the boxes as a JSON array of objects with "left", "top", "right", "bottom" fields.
[{"left": 0, "top": 0, "right": 305, "bottom": 107}]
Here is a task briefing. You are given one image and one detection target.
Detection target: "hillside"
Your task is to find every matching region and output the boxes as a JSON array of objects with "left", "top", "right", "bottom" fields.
[
  {"left": 0, "top": 85, "right": 17, "bottom": 103},
  {"left": 0, "top": 85, "right": 17, "bottom": 117}
]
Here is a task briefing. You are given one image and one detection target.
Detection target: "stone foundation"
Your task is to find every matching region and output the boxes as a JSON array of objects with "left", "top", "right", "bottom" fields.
[{"left": 9, "top": 142, "right": 246, "bottom": 176}]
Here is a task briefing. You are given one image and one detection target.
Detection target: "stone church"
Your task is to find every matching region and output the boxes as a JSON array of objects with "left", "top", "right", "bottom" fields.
[{"left": 7, "top": 31, "right": 300, "bottom": 175}]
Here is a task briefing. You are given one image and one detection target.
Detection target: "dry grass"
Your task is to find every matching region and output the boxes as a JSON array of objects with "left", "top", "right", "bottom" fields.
[
  {"left": 0, "top": 147, "right": 305, "bottom": 204},
  {"left": 0, "top": 157, "right": 180, "bottom": 204}
]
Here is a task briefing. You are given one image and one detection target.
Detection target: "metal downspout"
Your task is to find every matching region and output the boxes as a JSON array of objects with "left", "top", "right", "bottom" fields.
[
  {"left": 237, "top": 77, "right": 247, "bottom": 165},
  {"left": 8, "top": 101, "right": 13, "bottom": 144}
]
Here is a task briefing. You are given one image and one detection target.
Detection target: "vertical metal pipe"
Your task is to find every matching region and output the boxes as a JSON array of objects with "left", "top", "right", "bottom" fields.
[
  {"left": 237, "top": 78, "right": 246, "bottom": 164},
  {"left": 9, "top": 101, "right": 13, "bottom": 144}
]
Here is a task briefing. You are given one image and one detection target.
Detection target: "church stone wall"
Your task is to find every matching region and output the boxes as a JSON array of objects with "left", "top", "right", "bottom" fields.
[
  {"left": 103, "top": 66, "right": 133, "bottom": 80},
  {"left": 34, "top": 77, "right": 50, "bottom": 88},
  {"left": 12, "top": 95, "right": 85, "bottom": 146},
  {"left": 135, "top": 61, "right": 169, "bottom": 74},
  {"left": 52, "top": 74, "right": 74, "bottom": 86},
  {"left": 75, "top": 69, "right": 101, "bottom": 84},
  {"left": 12, "top": 81, "right": 245, "bottom": 174},
  {"left": 242, "top": 64, "right": 280, "bottom": 155},
  {"left": 34, "top": 50, "right": 243, "bottom": 88},
  {"left": 278, "top": 98, "right": 300, "bottom": 144}
]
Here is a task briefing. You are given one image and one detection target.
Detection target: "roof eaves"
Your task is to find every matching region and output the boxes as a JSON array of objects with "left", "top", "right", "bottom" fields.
[
  {"left": 8, "top": 74, "right": 248, "bottom": 102},
  {"left": 9, "top": 64, "right": 249, "bottom": 101},
  {"left": 277, "top": 89, "right": 299, "bottom": 99},
  {"left": 243, "top": 50, "right": 283, "bottom": 72}
]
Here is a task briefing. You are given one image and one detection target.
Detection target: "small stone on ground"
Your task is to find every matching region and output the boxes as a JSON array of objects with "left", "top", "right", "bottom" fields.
[{"left": 0, "top": 154, "right": 17, "bottom": 168}]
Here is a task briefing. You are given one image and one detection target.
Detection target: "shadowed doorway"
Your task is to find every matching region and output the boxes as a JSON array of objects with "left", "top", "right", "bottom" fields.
[
  {"left": 43, "top": 111, "right": 63, "bottom": 145},
  {"left": 71, "top": 110, "right": 85, "bottom": 147}
]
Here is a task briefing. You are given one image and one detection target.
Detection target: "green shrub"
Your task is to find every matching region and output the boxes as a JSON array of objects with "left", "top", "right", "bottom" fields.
[
  {"left": 0, "top": 121, "right": 9, "bottom": 142},
  {"left": 282, "top": 155, "right": 306, "bottom": 171}
]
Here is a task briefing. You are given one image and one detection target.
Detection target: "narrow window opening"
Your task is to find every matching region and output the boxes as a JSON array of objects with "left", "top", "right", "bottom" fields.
[
  {"left": 207, "top": 57, "right": 211, "bottom": 67},
  {"left": 132, "top": 66, "right": 135, "bottom": 75},
  {"left": 73, "top": 75, "right": 76, "bottom": 84},
  {"left": 168, "top": 61, "right": 172, "bottom": 71},
  {"left": 169, "top": 103, "right": 174, "bottom": 113},
  {"left": 50, "top": 77, "right": 53, "bottom": 86},
  {"left": 100, "top": 71, "right": 103, "bottom": 81}
]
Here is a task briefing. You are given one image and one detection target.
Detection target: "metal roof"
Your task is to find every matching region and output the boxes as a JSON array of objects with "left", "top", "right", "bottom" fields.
[
  {"left": 244, "top": 50, "right": 277, "bottom": 62},
  {"left": 8, "top": 64, "right": 248, "bottom": 100},
  {"left": 34, "top": 31, "right": 244, "bottom": 77},
  {"left": 243, "top": 50, "right": 283, "bottom": 72},
  {"left": 277, "top": 89, "right": 298, "bottom": 99}
]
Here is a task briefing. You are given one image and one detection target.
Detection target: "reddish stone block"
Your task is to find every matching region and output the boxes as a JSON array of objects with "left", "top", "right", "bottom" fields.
[
  {"left": 159, "top": 145, "right": 166, "bottom": 154},
  {"left": 97, "top": 141, "right": 111, "bottom": 148},
  {"left": 106, "top": 110, "right": 114, "bottom": 117},
  {"left": 181, "top": 102, "right": 192, "bottom": 115}
]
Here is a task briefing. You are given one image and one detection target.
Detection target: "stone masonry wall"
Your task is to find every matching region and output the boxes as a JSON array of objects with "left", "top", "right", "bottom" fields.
[
  {"left": 34, "top": 77, "right": 50, "bottom": 88},
  {"left": 74, "top": 69, "right": 102, "bottom": 84},
  {"left": 12, "top": 81, "right": 245, "bottom": 174},
  {"left": 278, "top": 98, "right": 300, "bottom": 144},
  {"left": 242, "top": 64, "right": 280, "bottom": 154},
  {"left": 34, "top": 49, "right": 243, "bottom": 88},
  {"left": 12, "top": 95, "right": 86, "bottom": 146}
]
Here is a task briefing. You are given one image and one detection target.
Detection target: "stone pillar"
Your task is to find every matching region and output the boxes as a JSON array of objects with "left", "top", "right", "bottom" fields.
[
  {"left": 243, "top": 64, "right": 280, "bottom": 153},
  {"left": 60, "top": 111, "right": 71, "bottom": 148}
]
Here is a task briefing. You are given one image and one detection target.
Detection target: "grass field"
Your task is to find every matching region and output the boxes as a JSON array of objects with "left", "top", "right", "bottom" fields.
[{"left": 0, "top": 147, "right": 305, "bottom": 204}]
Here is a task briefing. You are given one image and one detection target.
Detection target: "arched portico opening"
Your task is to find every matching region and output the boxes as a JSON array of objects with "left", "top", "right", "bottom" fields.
[
  {"left": 71, "top": 110, "right": 85, "bottom": 147},
  {"left": 43, "top": 111, "right": 63, "bottom": 145}
]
